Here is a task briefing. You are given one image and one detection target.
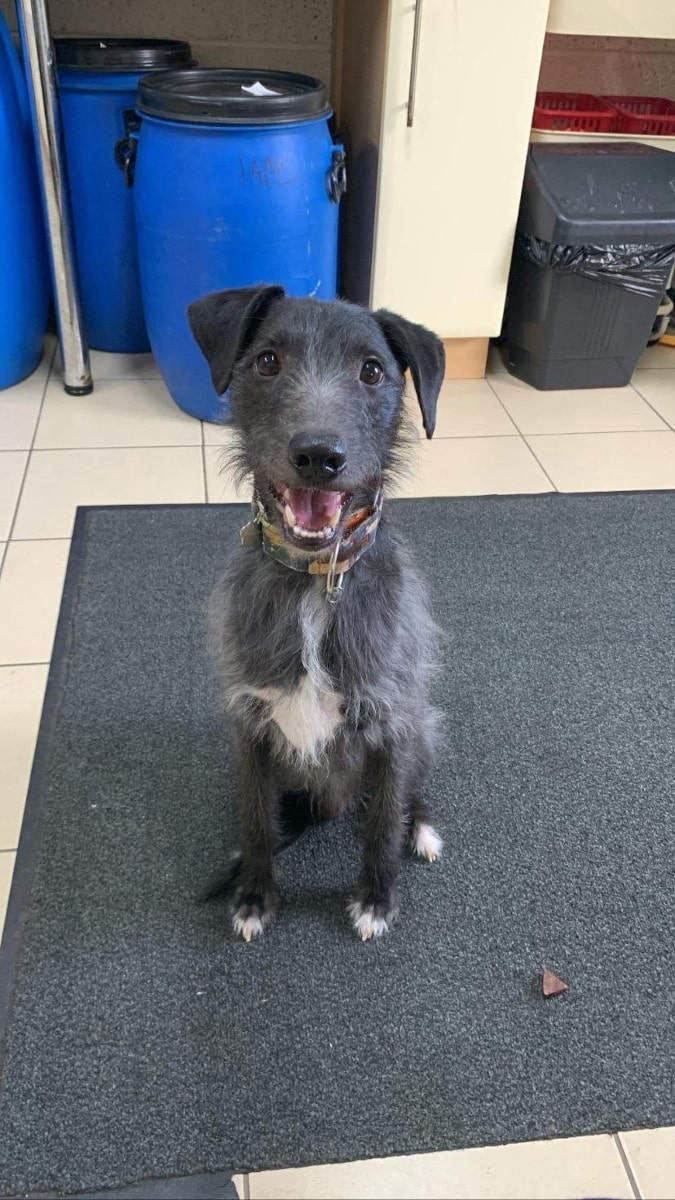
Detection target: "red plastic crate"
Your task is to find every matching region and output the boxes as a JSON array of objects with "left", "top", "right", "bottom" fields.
[
  {"left": 533, "top": 92, "right": 619, "bottom": 133},
  {"left": 602, "top": 96, "right": 675, "bottom": 136}
]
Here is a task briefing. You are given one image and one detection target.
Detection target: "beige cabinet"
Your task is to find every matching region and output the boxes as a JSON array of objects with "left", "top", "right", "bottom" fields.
[{"left": 334, "top": 0, "right": 550, "bottom": 363}]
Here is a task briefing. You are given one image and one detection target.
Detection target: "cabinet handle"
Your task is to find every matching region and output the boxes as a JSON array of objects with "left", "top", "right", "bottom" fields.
[{"left": 406, "top": 0, "right": 424, "bottom": 128}]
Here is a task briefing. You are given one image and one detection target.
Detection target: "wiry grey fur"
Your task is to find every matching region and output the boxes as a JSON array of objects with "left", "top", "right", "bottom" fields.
[{"left": 189, "top": 288, "right": 446, "bottom": 941}]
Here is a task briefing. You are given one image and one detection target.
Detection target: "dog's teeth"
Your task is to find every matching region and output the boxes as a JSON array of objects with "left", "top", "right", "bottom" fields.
[
  {"left": 282, "top": 487, "right": 290, "bottom": 501},
  {"left": 284, "top": 504, "right": 295, "bottom": 525},
  {"left": 329, "top": 509, "right": 340, "bottom": 527}
]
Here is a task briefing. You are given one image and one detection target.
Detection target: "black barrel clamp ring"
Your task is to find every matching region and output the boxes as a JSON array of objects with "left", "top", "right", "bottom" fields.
[
  {"left": 114, "top": 108, "right": 142, "bottom": 187},
  {"left": 327, "top": 146, "right": 347, "bottom": 204}
]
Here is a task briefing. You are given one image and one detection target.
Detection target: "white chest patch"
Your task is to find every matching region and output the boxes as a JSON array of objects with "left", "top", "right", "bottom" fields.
[{"left": 247, "top": 585, "right": 344, "bottom": 761}]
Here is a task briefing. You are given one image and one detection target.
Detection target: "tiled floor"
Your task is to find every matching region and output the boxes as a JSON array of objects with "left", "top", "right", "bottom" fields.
[{"left": 1, "top": 339, "right": 674, "bottom": 1199}]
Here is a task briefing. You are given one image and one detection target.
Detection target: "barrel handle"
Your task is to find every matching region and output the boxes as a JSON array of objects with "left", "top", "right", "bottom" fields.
[
  {"left": 327, "top": 146, "right": 347, "bottom": 204},
  {"left": 114, "top": 108, "right": 141, "bottom": 187}
]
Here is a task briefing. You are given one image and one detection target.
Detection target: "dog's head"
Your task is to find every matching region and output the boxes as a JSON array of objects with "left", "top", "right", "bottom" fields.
[{"left": 188, "top": 286, "right": 444, "bottom": 553}]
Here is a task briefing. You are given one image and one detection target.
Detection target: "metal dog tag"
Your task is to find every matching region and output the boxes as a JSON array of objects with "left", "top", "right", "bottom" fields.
[{"left": 240, "top": 520, "right": 263, "bottom": 548}]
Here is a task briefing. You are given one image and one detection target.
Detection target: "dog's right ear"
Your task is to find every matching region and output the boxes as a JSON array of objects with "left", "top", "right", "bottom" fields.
[{"left": 187, "top": 285, "right": 285, "bottom": 394}]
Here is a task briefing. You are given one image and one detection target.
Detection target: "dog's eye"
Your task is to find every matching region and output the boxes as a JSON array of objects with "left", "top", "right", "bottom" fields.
[
  {"left": 255, "top": 350, "right": 280, "bottom": 377},
  {"left": 360, "top": 358, "right": 384, "bottom": 386}
]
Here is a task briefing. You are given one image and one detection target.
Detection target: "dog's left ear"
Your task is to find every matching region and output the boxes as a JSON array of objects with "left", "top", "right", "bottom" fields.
[
  {"left": 188, "top": 285, "right": 285, "bottom": 394},
  {"left": 373, "top": 310, "right": 445, "bottom": 438}
]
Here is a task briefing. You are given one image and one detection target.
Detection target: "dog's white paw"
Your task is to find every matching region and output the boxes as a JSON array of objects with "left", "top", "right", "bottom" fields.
[
  {"left": 348, "top": 899, "right": 389, "bottom": 942},
  {"left": 232, "top": 911, "right": 265, "bottom": 943},
  {"left": 410, "top": 821, "right": 443, "bottom": 862}
]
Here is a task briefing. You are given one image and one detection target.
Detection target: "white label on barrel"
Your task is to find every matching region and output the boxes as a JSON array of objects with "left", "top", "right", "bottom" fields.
[{"left": 241, "top": 81, "right": 282, "bottom": 98}]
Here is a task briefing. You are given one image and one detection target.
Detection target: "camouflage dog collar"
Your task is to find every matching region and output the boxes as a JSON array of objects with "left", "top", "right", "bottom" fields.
[{"left": 240, "top": 488, "right": 383, "bottom": 602}]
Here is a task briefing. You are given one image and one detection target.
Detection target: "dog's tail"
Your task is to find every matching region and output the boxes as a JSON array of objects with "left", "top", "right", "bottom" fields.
[{"left": 198, "top": 791, "right": 320, "bottom": 902}]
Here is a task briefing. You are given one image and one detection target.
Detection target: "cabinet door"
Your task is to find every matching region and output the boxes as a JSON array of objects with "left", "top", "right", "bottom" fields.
[{"left": 370, "top": 0, "right": 549, "bottom": 336}]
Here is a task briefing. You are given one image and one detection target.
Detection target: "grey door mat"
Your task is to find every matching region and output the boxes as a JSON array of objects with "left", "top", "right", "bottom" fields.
[{"left": 0, "top": 495, "right": 674, "bottom": 1198}]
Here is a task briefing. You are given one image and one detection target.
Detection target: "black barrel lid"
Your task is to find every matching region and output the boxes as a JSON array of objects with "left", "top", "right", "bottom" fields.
[
  {"left": 55, "top": 38, "right": 194, "bottom": 71},
  {"left": 137, "top": 68, "right": 331, "bottom": 125}
]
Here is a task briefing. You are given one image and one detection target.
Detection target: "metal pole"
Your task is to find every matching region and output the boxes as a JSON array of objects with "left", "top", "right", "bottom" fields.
[{"left": 15, "top": 0, "right": 92, "bottom": 394}]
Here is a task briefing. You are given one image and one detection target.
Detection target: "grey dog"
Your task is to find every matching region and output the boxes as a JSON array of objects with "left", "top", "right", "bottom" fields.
[{"left": 189, "top": 285, "right": 446, "bottom": 941}]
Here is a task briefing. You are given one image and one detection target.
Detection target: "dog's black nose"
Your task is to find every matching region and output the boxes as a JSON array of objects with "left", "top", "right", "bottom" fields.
[{"left": 288, "top": 432, "right": 347, "bottom": 484}]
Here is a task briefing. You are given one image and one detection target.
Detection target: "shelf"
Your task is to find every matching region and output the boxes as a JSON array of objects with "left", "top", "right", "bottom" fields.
[
  {"left": 547, "top": 1, "right": 675, "bottom": 39},
  {"left": 531, "top": 128, "right": 675, "bottom": 152}
]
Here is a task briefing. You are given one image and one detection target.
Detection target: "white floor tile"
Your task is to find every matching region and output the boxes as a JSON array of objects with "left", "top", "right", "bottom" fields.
[
  {"left": 394, "top": 436, "right": 553, "bottom": 498},
  {"left": 525, "top": 430, "right": 675, "bottom": 492},
  {"left": 0, "top": 377, "right": 46, "bottom": 450},
  {"left": 0, "top": 851, "right": 17, "bottom": 937},
  {"left": 408, "top": 379, "right": 517, "bottom": 438},
  {"left": 0, "top": 452, "right": 28, "bottom": 540},
  {"left": 489, "top": 375, "right": 666, "bottom": 435},
  {"left": 13, "top": 447, "right": 205, "bottom": 539},
  {"left": 0, "top": 540, "right": 70, "bottom": 664},
  {"left": 35, "top": 378, "right": 201, "bottom": 449},
  {"left": 203, "top": 419, "right": 237, "bottom": 447},
  {"left": 54, "top": 350, "right": 162, "bottom": 380},
  {"left": 204, "top": 445, "right": 251, "bottom": 503},
  {"left": 620, "top": 1127, "right": 675, "bottom": 1200},
  {"left": 631, "top": 370, "right": 675, "bottom": 430},
  {"left": 248, "top": 1135, "right": 632, "bottom": 1199},
  {"left": 636, "top": 342, "right": 675, "bottom": 369},
  {"left": 0, "top": 665, "right": 48, "bottom": 849}
]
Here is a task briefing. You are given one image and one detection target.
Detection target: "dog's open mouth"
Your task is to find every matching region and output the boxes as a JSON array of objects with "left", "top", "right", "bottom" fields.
[{"left": 270, "top": 483, "right": 349, "bottom": 548}]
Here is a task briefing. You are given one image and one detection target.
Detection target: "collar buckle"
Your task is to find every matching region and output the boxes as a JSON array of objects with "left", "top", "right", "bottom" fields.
[{"left": 325, "top": 535, "right": 346, "bottom": 604}]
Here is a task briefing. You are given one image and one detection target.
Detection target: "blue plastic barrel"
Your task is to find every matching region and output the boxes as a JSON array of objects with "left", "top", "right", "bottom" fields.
[
  {"left": 0, "top": 11, "right": 50, "bottom": 388},
  {"left": 55, "top": 38, "right": 193, "bottom": 353},
  {"left": 132, "top": 69, "right": 345, "bottom": 421}
]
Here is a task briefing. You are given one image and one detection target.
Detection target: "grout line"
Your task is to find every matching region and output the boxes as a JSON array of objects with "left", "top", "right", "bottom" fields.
[
  {"left": 200, "top": 421, "right": 209, "bottom": 502},
  {"left": 630, "top": 383, "right": 675, "bottom": 434},
  {"left": 484, "top": 377, "right": 559, "bottom": 491},
  {"left": 13, "top": 443, "right": 203, "bottom": 453},
  {"left": 524, "top": 428, "right": 675, "bottom": 439},
  {"left": 11, "top": 428, "right": 673, "bottom": 449},
  {"left": 518, "top": 435, "right": 559, "bottom": 492},
  {"left": 242, "top": 1172, "right": 251, "bottom": 1200},
  {"left": 1, "top": 370, "right": 51, "bottom": 559},
  {"left": 0, "top": 847, "right": 18, "bottom": 855},
  {"left": 5, "top": 537, "right": 71, "bottom": 544},
  {"left": 0, "top": 662, "right": 50, "bottom": 669},
  {"left": 46, "top": 338, "right": 57, "bottom": 377},
  {"left": 483, "top": 375, "right": 521, "bottom": 436},
  {"left": 614, "top": 1133, "right": 643, "bottom": 1200}
]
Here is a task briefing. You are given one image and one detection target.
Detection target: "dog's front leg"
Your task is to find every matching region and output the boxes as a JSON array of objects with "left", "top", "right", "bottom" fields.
[
  {"left": 349, "top": 740, "right": 406, "bottom": 941},
  {"left": 232, "top": 728, "right": 281, "bottom": 942}
]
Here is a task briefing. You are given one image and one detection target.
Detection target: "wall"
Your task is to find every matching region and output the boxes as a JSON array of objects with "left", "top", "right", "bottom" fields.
[
  {"left": 538, "top": 34, "right": 675, "bottom": 97},
  {"left": 0, "top": 0, "right": 334, "bottom": 87}
]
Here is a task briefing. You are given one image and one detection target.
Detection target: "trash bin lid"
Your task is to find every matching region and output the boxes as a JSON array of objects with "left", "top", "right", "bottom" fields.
[
  {"left": 518, "top": 143, "right": 675, "bottom": 244},
  {"left": 137, "top": 68, "right": 331, "bottom": 125},
  {"left": 55, "top": 38, "right": 194, "bottom": 71}
]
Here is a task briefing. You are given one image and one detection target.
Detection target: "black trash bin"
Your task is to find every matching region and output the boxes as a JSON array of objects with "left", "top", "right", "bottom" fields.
[{"left": 505, "top": 143, "right": 675, "bottom": 389}]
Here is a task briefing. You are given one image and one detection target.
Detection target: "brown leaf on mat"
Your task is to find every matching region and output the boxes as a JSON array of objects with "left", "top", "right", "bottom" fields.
[{"left": 542, "top": 969, "right": 569, "bottom": 999}]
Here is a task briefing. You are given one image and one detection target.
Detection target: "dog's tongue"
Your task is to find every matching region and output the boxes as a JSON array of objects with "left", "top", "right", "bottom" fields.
[{"left": 287, "top": 486, "right": 341, "bottom": 532}]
